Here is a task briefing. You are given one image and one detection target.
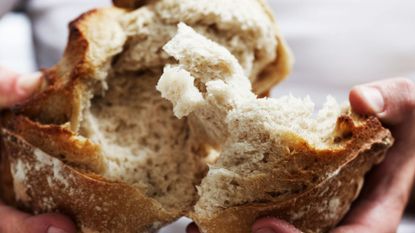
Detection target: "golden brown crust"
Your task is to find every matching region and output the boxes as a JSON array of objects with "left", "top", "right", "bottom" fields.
[
  {"left": 14, "top": 8, "right": 127, "bottom": 127},
  {"left": 192, "top": 115, "right": 393, "bottom": 233},
  {"left": 0, "top": 114, "right": 104, "bottom": 173},
  {"left": 192, "top": 145, "right": 386, "bottom": 233},
  {"left": 1, "top": 129, "right": 176, "bottom": 233}
]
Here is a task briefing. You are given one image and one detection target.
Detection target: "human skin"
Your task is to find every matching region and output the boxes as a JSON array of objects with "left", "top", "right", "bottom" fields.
[
  {"left": 187, "top": 78, "right": 415, "bottom": 233},
  {"left": 0, "top": 66, "right": 76, "bottom": 233}
]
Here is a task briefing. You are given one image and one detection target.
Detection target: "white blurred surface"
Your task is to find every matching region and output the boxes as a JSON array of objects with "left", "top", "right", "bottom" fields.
[
  {"left": 270, "top": 0, "right": 415, "bottom": 107},
  {"left": 0, "top": 13, "right": 36, "bottom": 73},
  {"left": 399, "top": 215, "right": 415, "bottom": 233},
  {"left": 159, "top": 217, "right": 192, "bottom": 233}
]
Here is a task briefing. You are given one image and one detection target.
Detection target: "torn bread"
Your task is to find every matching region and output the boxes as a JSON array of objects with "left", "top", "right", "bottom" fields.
[
  {"left": 0, "top": 0, "right": 291, "bottom": 233},
  {"left": 156, "top": 24, "right": 393, "bottom": 233}
]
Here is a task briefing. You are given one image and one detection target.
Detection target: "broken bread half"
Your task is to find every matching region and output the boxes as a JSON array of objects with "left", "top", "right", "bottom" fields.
[
  {"left": 0, "top": 0, "right": 292, "bottom": 233},
  {"left": 156, "top": 23, "right": 394, "bottom": 233}
]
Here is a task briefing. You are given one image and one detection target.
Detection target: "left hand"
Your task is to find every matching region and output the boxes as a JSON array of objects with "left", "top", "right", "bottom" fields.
[
  {"left": 0, "top": 66, "right": 77, "bottom": 233},
  {"left": 0, "top": 66, "right": 42, "bottom": 108},
  {"left": 187, "top": 78, "right": 415, "bottom": 233}
]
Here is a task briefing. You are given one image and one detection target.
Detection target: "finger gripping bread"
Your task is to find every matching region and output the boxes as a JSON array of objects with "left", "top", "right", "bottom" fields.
[{"left": 0, "top": 1, "right": 392, "bottom": 233}]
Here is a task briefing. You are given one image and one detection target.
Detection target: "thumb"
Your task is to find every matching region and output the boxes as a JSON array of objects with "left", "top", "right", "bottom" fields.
[
  {"left": 0, "top": 202, "right": 76, "bottom": 233},
  {"left": 0, "top": 67, "right": 42, "bottom": 108},
  {"left": 349, "top": 78, "right": 415, "bottom": 125}
]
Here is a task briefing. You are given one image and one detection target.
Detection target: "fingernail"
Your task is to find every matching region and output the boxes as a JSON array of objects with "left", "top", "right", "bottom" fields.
[
  {"left": 254, "top": 228, "right": 276, "bottom": 233},
  {"left": 16, "top": 72, "right": 42, "bottom": 93},
  {"left": 47, "top": 226, "right": 68, "bottom": 233},
  {"left": 359, "top": 86, "right": 384, "bottom": 113}
]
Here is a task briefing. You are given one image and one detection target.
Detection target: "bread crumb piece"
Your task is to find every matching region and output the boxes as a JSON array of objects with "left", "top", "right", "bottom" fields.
[{"left": 157, "top": 65, "right": 204, "bottom": 118}]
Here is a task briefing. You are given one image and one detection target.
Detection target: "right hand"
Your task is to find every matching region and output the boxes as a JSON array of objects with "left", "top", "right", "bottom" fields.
[{"left": 0, "top": 66, "right": 76, "bottom": 233}]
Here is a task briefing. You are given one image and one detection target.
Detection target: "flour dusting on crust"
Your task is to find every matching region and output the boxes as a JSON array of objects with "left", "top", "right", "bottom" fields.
[
  {"left": 11, "top": 159, "right": 31, "bottom": 202},
  {"left": 34, "top": 149, "right": 73, "bottom": 189}
]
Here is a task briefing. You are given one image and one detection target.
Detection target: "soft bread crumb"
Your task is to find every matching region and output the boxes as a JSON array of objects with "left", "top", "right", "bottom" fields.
[
  {"left": 157, "top": 65, "right": 204, "bottom": 118},
  {"left": 80, "top": 73, "right": 205, "bottom": 211},
  {"left": 163, "top": 23, "right": 245, "bottom": 84},
  {"left": 158, "top": 23, "right": 256, "bottom": 145}
]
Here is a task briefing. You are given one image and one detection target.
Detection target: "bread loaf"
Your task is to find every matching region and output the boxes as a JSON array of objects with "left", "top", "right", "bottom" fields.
[
  {"left": 0, "top": 1, "right": 393, "bottom": 233},
  {"left": 0, "top": 0, "right": 292, "bottom": 232}
]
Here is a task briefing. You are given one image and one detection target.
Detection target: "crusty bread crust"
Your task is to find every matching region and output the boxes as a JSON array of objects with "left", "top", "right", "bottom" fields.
[
  {"left": 191, "top": 116, "right": 393, "bottom": 233},
  {"left": 1, "top": 114, "right": 104, "bottom": 173},
  {"left": 14, "top": 8, "right": 127, "bottom": 128},
  {"left": 1, "top": 129, "right": 177, "bottom": 233}
]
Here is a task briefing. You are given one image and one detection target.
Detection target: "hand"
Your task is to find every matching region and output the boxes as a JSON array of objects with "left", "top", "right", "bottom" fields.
[
  {"left": 0, "top": 66, "right": 76, "bottom": 233},
  {"left": 331, "top": 78, "right": 415, "bottom": 233},
  {"left": 0, "top": 66, "right": 43, "bottom": 108},
  {"left": 187, "top": 78, "right": 415, "bottom": 233}
]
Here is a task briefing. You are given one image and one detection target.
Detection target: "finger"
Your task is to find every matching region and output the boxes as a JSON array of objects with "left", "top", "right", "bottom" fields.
[
  {"left": 332, "top": 119, "right": 415, "bottom": 233},
  {"left": 186, "top": 222, "right": 201, "bottom": 233},
  {"left": 252, "top": 218, "right": 302, "bottom": 233},
  {"left": 0, "top": 66, "right": 42, "bottom": 108},
  {"left": 349, "top": 78, "right": 415, "bottom": 124},
  {"left": 0, "top": 202, "right": 76, "bottom": 233}
]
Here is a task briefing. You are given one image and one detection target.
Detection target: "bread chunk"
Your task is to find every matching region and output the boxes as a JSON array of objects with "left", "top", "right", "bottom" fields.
[{"left": 157, "top": 23, "right": 393, "bottom": 233}]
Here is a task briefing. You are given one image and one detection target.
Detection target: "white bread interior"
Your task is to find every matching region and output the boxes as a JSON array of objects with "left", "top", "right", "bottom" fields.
[{"left": 79, "top": 72, "right": 204, "bottom": 211}]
